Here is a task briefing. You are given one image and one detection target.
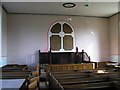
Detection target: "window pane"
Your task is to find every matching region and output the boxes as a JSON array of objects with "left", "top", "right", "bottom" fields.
[
  {"left": 63, "top": 23, "right": 72, "bottom": 33},
  {"left": 51, "top": 23, "right": 61, "bottom": 33},
  {"left": 63, "top": 35, "right": 73, "bottom": 50},
  {"left": 50, "top": 35, "right": 61, "bottom": 51}
]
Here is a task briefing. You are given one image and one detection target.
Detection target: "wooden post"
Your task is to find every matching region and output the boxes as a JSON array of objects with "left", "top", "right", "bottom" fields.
[
  {"left": 38, "top": 50, "right": 41, "bottom": 75},
  {"left": 39, "top": 50, "right": 41, "bottom": 64},
  {"left": 82, "top": 49, "right": 84, "bottom": 63},
  {"left": 76, "top": 47, "right": 78, "bottom": 53},
  {"left": 49, "top": 48, "right": 52, "bottom": 64}
]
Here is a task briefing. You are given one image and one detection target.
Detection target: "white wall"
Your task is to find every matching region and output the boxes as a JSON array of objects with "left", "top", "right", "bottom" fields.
[
  {"left": 7, "top": 14, "right": 109, "bottom": 66},
  {"left": 72, "top": 17, "right": 109, "bottom": 62},
  {"left": 109, "top": 14, "right": 119, "bottom": 62},
  {"left": 0, "top": 7, "right": 7, "bottom": 68},
  {"left": 0, "top": 5, "right": 2, "bottom": 58},
  {"left": 0, "top": 9, "right": 7, "bottom": 67},
  {"left": 0, "top": 5, "right": 2, "bottom": 90},
  {"left": 2, "top": 9, "right": 7, "bottom": 57}
]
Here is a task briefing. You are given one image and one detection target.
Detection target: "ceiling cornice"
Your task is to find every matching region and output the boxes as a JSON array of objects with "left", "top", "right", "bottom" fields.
[{"left": 1, "top": 0, "right": 120, "bottom": 2}]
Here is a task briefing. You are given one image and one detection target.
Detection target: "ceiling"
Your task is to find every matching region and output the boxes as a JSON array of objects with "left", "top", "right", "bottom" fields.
[{"left": 2, "top": 2, "right": 119, "bottom": 17}]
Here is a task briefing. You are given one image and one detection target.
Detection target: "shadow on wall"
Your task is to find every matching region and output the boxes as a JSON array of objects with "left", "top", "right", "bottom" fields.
[
  {"left": 7, "top": 50, "right": 39, "bottom": 70},
  {"left": 25, "top": 50, "right": 39, "bottom": 70}
]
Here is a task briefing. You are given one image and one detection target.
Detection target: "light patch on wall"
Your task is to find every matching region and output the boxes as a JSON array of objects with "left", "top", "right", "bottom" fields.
[
  {"left": 93, "top": 34, "right": 100, "bottom": 62},
  {"left": 85, "top": 31, "right": 100, "bottom": 62},
  {"left": 86, "top": 43, "right": 93, "bottom": 60},
  {"left": 91, "top": 31, "right": 94, "bottom": 36},
  {"left": 0, "top": 57, "right": 7, "bottom": 67},
  {"left": 94, "top": 43, "right": 100, "bottom": 62}
]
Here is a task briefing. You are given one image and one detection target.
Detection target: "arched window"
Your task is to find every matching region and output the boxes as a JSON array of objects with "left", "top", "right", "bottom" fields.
[{"left": 48, "top": 21, "right": 75, "bottom": 52}]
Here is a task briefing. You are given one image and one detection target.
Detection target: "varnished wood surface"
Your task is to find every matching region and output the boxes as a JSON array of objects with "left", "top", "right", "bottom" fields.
[{"left": 49, "top": 68, "right": 120, "bottom": 90}]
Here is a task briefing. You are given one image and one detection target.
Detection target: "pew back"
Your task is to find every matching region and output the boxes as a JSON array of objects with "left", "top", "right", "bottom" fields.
[{"left": 46, "top": 63, "right": 95, "bottom": 81}]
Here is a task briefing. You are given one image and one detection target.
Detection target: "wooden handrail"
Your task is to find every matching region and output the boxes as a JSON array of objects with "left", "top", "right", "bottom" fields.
[
  {"left": 82, "top": 50, "right": 90, "bottom": 62},
  {"left": 39, "top": 48, "right": 91, "bottom": 64}
]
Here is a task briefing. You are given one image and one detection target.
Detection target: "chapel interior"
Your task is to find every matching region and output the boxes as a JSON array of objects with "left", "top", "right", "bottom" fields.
[{"left": 0, "top": 1, "right": 120, "bottom": 90}]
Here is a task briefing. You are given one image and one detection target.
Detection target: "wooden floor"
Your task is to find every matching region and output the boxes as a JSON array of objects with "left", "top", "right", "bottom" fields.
[
  {"left": 48, "top": 68, "right": 120, "bottom": 90},
  {"left": 40, "top": 82, "right": 48, "bottom": 90},
  {"left": 40, "top": 72, "right": 48, "bottom": 90}
]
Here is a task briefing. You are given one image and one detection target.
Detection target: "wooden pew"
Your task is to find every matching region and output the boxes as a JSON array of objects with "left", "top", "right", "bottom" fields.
[
  {"left": 54, "top": 75, "right": 114, "bottom": 89},
  {"left": 47, "top": 63, "right": 94, "bottom": 72},
  {"left": 53, "top": 72, "right": 93, "bottom": 80},
  {"left": 1, "top": 64, "right": 31, "bottom": 79},
  {"left": 58, "top": 77, "right": 109, "bottom": 85},
  {"left": 46, "top": 63, "right": 95, "bottom": 81},
  {"left": 96, "top": 61, "right": 109, "bottom": 69},
  {"left": 114, "top": 81, "right": 120, "bottom": 90},
  {"left": 0, "top": 64, "right": 32, "bottom": 90},
  {"left": 62, "top": 81, "right": 114, "bottom": 90},
  {"left": 50, "top": 70, "right": 109, "bottom": 85},
  {"left": 49, "top": 68, "right": 119, "bottom": 90},
  {"left": 49, "top": 73, "right": 113, "bottom": 90},
  {"left": 1, "top": 64, "right": 28, "bottom": 71},
  {"left": 0, "top": 71, "right": 31, "bottom": 79}
]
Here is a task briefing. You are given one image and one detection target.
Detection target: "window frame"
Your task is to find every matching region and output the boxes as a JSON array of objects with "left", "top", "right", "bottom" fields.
[{"left": 48, "top": 21, "right": 75, "bottom": 52}]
